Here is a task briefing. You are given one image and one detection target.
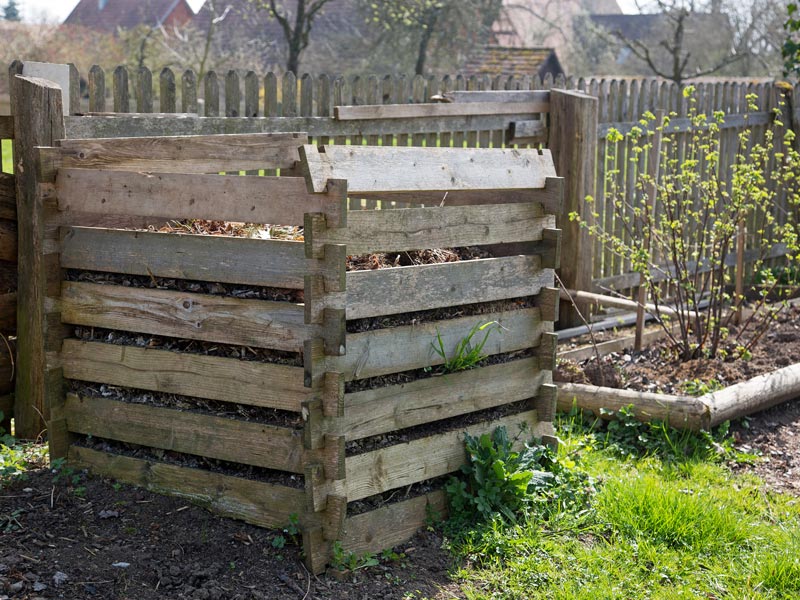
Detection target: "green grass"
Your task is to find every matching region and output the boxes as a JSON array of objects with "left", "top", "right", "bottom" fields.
[
  {"left": 445, "top": 411, "right": 800, "bottom": 600},
  {"left": 1, "top": 140, "right": 11, "bottom": 174}
]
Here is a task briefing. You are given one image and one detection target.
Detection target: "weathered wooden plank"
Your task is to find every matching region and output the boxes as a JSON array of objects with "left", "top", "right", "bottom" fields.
[
  {"left": 0, "top": 173, "right": 16, "bottom": 220},
  {"left": 443, "top": 90, "right": 550, "bottom": 106},
  {"left": 335, "top": 100, "right": 548, "bottom": 121},
  {"left": 301, "top": 145, "right": 556, "bottom": 193},
  {"left": 61, "top": 339, "right": 308, "bottom": 412},
  {"left": 0, "top": 394, "right": 12, "bottom": 419},
  {"left": 311, "top": 204, "right": 555, "bottom": 255},
  {"left": 65, "top": 394, "right": 305, "bottom": 472},
  {"left": 507, "top": 119, "right": 547, "bottom": 145},
  {"left": 55, "top": 170, "right": 341, "bottom": 227},
  {"left": 160, "top": 68, "right": 177, "bottom": 113},
  {"left": 0, "top": 220, "right": 17, "bottom": 263},
  {"left": 45, "top": 133, "right": 307, "bottom": 176},
  {"left": 60, "top": 228, "right": 307, "bottom": 289},
  {"left": 0, "top": 293, "right": 16, "bottom": 331},
  {"left": 334, "top": 307, "right": 546, "bottom": 381},
  {"left": 339, "top": 357, "right": 545, "bottom": 441},
  {"left": 0, "top": 116, "right": 13, "bottom": 140},
  {"left": 63, "top": 114, "right": 536, "bottom": 140},
  {"left": 341, "top": 491, "right": 447, "bottom": 555},
  {"left": 346, "top": 255, "right": 552, "bottom": 319},
  {"left": 345, "top": 410, "right": 540, "bottom": 501},
  {"left": 60, "top": 282, "right": 309, "bottom": 352},
  {"left": 70, "top": 446, "right": 306, "bottom": 530}
]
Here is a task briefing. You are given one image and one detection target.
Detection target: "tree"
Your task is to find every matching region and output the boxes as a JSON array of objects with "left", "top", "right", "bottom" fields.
[
  {"left": 784, "top": 2, "right": 800, "bottom": 77},
  {"left": 362, "top": 0, "right": 503, "bottom": 75},
  {"left": 3, "top": 0, "right": 21, "bottom": 21},
  {"left": 251, "top": 0, "right": 333, "bottom": 74}
]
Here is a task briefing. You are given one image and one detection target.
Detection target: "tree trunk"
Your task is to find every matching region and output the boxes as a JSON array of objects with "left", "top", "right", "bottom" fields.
[{"left": 414, "top": 9, "right": 440, "bottom": 76}]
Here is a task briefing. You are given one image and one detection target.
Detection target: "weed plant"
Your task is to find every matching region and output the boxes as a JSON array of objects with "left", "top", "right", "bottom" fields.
[{"left": 430, "top": 321, "right": 500, "bottom": 373}]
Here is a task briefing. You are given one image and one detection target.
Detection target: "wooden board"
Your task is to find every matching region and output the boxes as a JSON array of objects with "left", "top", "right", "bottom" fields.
[
  {"left": 70, "top": 446, "right": 306, "bottom": 529},
  {"left": 62, "top": 340, "right": 308, "bottom": 412},
  {"left": 341, "top": 491, "right": 447, "bottom": 555},
  {"left": 55, "top": 170, "right": 340, "bottom": 227},
  {"left": 0, "top": 220, "right": 17, "bottom": 263},
  {"left": 0, "top": 174, "right": 16, "bottom": 220},
  {"left": 0, "top": 115, "right": 13, "bottom": 140},
  {"left": 0, "top": 293, "right": 16, "bottom": 331},
  {"left": 346, "top": 256, "right": 552, "bottom": 320},
  {"left": 334, "top": 100, "right": 549, "bottom": 121},
  {"left": 313, "top": 205, "right": 556, "bottom": 255},
  {"left": 0, "top": 394, "right": 12, "bottom": 419},
  {"left": 333, "top": 307, "right": 547, "bottom": 381},
  {"left": 61, "top": 228, "right": 307, "bottom": 289},
  {"left": 65, "top": 394, "right": 305, "bottom": 472},
  {"left": 350, "top": 182, "right": 561, "bottom": 209},
  {"left": 64, "top": 114, "right": 537, "bottom": 140},
  {"left": 60, "top": 282, "right": 308, "bottom": 352},
  {"left": 339, "top": 358, "right": 545, "bottom": 441},
  {"left": 345, "top": 410, "right": 540, "bottom": 501},
  {"left": 48, "top": 132, "right": 307, "bottom": 175},
  {"left": 301, "top": 145, "right": 557, "bottom": 194},
  {"left": 444, "top": 90, "right": 550, "bottom": 105}
]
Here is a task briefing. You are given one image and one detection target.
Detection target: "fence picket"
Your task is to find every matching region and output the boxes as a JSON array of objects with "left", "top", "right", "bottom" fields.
[
  {"left": 244, "top": 71, "right": 259, "bottom": 117},
  {"left": 181, "top": 69, "right": 197, "bottom": 113},
  {"left": 225, "top": 70, "right": 241, "bottom": 117},
  {"left": 204, "top": 71, "right": 219, "bottom": 117},
  {"left": 136, "top": 67, "right": 153, "bottom": 113},
  {"left": 88, "top": 64, "right": 105, "bottom": 113},
  {"left": 113, "top": 66, "right": 130, "bottom": 113},
  {"left": 160, "top": 68, "right": 176, "bottom": 114}
]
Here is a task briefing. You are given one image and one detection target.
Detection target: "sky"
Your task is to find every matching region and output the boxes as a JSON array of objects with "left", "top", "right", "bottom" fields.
[{"left": 18, "top": 0, "right": 639, "bottom": 23}]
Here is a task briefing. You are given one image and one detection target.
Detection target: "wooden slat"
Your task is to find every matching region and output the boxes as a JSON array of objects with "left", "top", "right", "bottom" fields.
[
  {"left": 63, "top": 114, "right": 539, "bottom": 140},
  {"left": 0, "top": 173, "right": 15, "bottom": 220},
  {"left": 69, "top": 446, "right": 306, "bottom": 529},
  {"left": 61, "top": 340, "right": 308, "bottom": 412},
  {"left": 346, "top": 255, "right": 552, "bottom": 319},
  {"left": 333, "top": 307, "right": 546, "bottom": 381},
  {"left": 339, "top": 357, "right": 545, "bottom": 441},
  {"left": 341, "top": 491, "right": 447, "bottom": 555},
  {"left": 65, "top": 394, "right": 305, "bottom": 472},
  {"left": 334, "top": 100, "right": 548, "bottom": 121},
  {"left": 444, "top": 90, "right": 550, "bottom": 106},
  {"left": 302, "top": 145, "right": 556, "bottom": 193},
  {"left": 0, "top": 293, "right": 16, "bottom": 331},
  {"left": 55, "top": 171, "right": 340, "bottom": 227},
  {"left": 0, "top": 220, "right": 17, "bottom": 263},
  {"left": 507, "top": 119, "right": 547, "bottom": 145},
  {"left": 313, "top": 205, "right": 555, "bottom": 255},
  {"left": 48, "top": 132, "right": 307, "bottom": 175},
  {"left": 61, "top": 228, "right": 307, "bottom": 289},
  {"left": 60, "top": 282, "right": 308, "bottom": 352},
  {"left": 0, "top": 394, "right": 12, "bottom": 419},
  {"left": 352, "top": 182, "right": 561, "bottom": 208},
  {"left": 0, "top": 116, "right": 13, "bottom": 139},
  {"left": 345, "top": 410, "right": 540, "bottom": 501}
]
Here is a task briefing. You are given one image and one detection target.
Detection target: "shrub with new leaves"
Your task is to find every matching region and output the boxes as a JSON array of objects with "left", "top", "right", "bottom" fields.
[{"left": 571, "top": 87, "right": 800, "bottom": 360}]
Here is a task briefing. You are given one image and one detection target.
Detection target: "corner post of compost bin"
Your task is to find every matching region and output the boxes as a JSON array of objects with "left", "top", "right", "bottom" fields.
[
  {"left": 301, "top": 178, "right": 349, "bottom": 574},
  {"left": 10, "top": 72, "right": 66, "bottom": 441},
  {"left": 548, "top": 89, "right": 598, "bottom": 329}
]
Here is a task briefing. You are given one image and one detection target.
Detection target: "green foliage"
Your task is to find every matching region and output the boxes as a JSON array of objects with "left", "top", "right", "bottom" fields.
[
  {"left": 572, "top": 89, "right": 800, "bottom": 361},
  {"left": 680, "top": 377, "right": 725, "bottom": 396},
  {"left": 271, "top": 512, "right": 300, "bottom": 548},
  {"left": 784, "top": 3, "right": 800, "bottom": 77},
  {"left": 330, "top": 541, "right": 379, "bottom": 572},
  {"left": 430, "top": 321, "right": 499, "bottom": 373},
  {"left": 1, "top": 413, "right": 48, "bottom": 482},
  {"left": 446, "top": 427, "right": 594, "bottom": 529}
]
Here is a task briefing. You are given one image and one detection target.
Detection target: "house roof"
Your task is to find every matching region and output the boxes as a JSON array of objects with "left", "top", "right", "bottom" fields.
[
  {"left": 64, "top": 0, "right": 193, "bottom": 32},
  {"left": 463, "top": 46, "right": 563, "bottom": 78}
]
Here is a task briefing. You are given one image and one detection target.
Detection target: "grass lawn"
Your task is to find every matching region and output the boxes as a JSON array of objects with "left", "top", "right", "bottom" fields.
[
  {"left": 445, "top": 411, "right": 800, "bottom": 600},
  {"left": 1, "top": 140, "right": 11, "bottom": 173}
]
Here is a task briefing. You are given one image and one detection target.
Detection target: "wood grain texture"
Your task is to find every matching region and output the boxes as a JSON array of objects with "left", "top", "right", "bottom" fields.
[
  {"left": 60, "top": 282, "right": 309, "bottom": 352},
  {"left": 334, "top": 100, "right": 548, "bottom": 121},
  {"left": 351, "top": 184, "right": 560, "bottom": 208},
  {"left": 346, "top": 256, "right": 553, "bottom": 320},
  {"left": 334, "top": 307, "right": 547, "bottom": 381},
  {"left": 60, "top": 228, "right": 307, "bottom": 289},
  {"left": 507, "top": 119, "right": 548, "bottom": 145},
  {"left": 56, "top": 170, "right": 339, "bottom": 227},
  {"left": 0, "top": 174, "right": 16, "bottom": 220},
  {"left": 49, "top": 132, "right": 307, "bottom": 175},
  {"left": 65, "top": 394, "right": 305, "bottom": 472},
  {"left": 345, "top": 410, "right": 542, "bottom": 501},
  {"left": 69, "top": 446, "right": 306, "bottom": 529},
  {"left": 0, "top": 115, "right": 13, "bottom": 139},
  {"left": 61, "top": 340, "right": 309, "bottom": 412},
  {"left": 0, "top": 293, "right": 16, "bottom": 332},
  {"left": 339, "top": 358, "right": 545, "bottom": 441},
  {"left": 341, "top": 491, "right": 447, "bottom": 555},
  {"left": 302, "top": 145, "right": 557, "bottom": 193},
  {"left": 314, "top": 205, "right": 556, "bottom": 255},
  {"left": 444, "top": 90, "right": 550, "bottom": 105},
  {"left": 0, "top": 220, "right": 17, "bottom": 263}
]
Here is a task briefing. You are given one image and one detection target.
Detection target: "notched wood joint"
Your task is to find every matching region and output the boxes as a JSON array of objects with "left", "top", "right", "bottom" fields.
[{"left": 536, "top": 287, "right": 560, "bottom": 323}]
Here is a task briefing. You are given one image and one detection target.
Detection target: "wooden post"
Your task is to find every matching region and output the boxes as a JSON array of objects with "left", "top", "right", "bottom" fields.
[
  {"left": 548, "top": 89, "right": 598, "bottom": 328},
  {"left": 10, "top": 73, "right": 65, "bottom": 440}
]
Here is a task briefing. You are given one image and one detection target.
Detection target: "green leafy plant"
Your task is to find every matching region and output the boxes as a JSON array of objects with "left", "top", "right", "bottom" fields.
[
  {"left": 446, "top": 426, "right": 594, "bottom": 529},
  {"left": 430, "top": 321, "right": 500, "bottom": 373},
  {"left": 330, "top": 541, "right": 379, "bottom": 572},
  {"left": 681, "top": 378, "right": 725, "bottom": 396},
  {"left": 271, "top": 512, "right": 300, "bottom": 549},
  {"left": 571, "top": 88, "right": 800, "bottom": 361}
]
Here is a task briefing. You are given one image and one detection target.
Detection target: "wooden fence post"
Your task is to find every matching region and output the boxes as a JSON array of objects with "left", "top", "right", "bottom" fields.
[
  {"left": 10, "top": 74, "right": 65, "bottom": 440},
  {"left": 548, "top": 89, "right": 598, "bottom": 328}
]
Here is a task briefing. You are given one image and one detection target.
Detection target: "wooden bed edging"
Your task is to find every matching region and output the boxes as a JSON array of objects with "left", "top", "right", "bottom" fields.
[{"left": 557, "top": 361, "right": 800, "bottom": 430}]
